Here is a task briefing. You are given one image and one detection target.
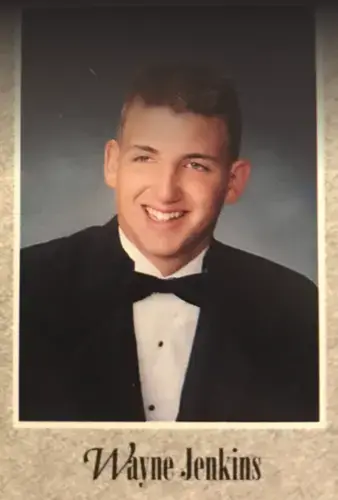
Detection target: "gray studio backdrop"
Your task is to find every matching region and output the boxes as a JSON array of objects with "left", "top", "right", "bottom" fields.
[{"left": 20, "top": 7, "right": 318, "bottom": 282}]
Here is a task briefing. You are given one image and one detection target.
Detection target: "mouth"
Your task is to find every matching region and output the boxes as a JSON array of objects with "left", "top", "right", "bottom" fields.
[{"left": 143, "top": 205, "right": 186, "bottom": 222}]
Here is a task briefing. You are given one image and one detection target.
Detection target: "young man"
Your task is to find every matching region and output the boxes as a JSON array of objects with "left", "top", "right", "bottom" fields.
[{"left": 19, "top": 64, "right": 319, "bottom": 422}]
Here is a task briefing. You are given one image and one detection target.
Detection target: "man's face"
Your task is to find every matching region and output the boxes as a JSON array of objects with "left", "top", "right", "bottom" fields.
[{"left": 105, "top": 101, "right": 250, "bottom": 274}]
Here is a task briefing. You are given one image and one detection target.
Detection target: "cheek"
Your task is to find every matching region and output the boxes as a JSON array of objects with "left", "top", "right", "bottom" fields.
[
  {"left": 188, "top": 177, "right": 227, "bottom": 212},
  {"left": 116, "top": 167, "right": 145, "bottom": 198}
]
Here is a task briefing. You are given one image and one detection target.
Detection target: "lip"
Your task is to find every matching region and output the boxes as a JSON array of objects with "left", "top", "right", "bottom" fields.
[
  {"left": 142, "top": 205, "right": 188, "bottom": 224},
  {"left": 142, "top": 204, "right": 187, "bottom": 214}
]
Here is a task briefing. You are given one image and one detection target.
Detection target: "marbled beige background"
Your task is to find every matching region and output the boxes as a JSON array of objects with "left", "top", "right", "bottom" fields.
[{"left": 0, "top": 7, "right": 337, "bottom": 499}]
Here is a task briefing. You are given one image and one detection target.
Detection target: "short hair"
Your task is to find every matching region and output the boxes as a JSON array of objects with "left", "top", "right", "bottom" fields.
[{"left": 119, "top": 63, "right": 242, "bottom": 162}]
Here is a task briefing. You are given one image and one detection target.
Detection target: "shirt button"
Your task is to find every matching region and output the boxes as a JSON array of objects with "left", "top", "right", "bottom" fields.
[{"left": 148, "top": 404, "right": 155, "bottom": 411}]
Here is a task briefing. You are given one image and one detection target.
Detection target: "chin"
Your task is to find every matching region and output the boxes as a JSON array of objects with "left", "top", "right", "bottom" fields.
[{"left": 142, "top": 245, "right": 182, "bottom": 259}]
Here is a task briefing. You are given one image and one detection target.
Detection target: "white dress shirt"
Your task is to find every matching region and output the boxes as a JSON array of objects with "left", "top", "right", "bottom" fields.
[{"left": 119, "top": 228, "right": 208, "bottom": 421}]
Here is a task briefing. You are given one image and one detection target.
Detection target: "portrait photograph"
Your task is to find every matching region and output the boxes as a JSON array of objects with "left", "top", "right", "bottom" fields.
[{"left": 17, "top": 5, "right": 321, "bottom": 425}]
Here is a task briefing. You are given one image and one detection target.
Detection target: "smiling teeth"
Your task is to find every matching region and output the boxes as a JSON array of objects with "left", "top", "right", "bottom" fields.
[{"left": 146, "top": 206, "right": 184, "bottom": 221}]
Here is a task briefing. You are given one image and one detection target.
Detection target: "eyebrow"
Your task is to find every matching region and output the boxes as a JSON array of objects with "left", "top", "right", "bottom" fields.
[
  {"left": 131, "top": 145, "right": 159, "bottom": 154},
  {"left": 130, "top": 145, "right": 220, "bottom": 163},
  {"left": 183, "top": 152, "right": 220, "bottom": 163}
]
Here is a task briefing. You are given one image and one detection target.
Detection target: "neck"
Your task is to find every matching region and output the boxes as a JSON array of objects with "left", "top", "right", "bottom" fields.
[
  {"left": 145, "top": 243, "right": 210, "bottom": 277},
  {"left": 118, "top": 225, "right": 210, "bottom": 277}
]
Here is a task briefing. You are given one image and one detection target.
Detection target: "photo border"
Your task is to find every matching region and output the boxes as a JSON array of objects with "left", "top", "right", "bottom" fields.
[
  {"left": 12, "top": 6, "right": 326, "bottom": 431},
  {"left": 1, "top": 5, "right": 338, "bottom": 500}
]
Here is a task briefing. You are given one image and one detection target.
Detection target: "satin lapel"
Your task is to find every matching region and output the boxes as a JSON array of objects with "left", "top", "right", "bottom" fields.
[
  {"left": 176, "top": 303, "right": 213, "bottom": 421},
  {"left": 67, "top": 217, "right": 145, "bottom": 422},
  {"left": 177, "top": 240, "right": 254, "bottom": 422}
]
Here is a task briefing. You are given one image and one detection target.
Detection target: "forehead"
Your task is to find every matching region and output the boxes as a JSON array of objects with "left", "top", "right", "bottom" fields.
[{"left": 120, "top": 102, "right": 228, "bottom": 155}]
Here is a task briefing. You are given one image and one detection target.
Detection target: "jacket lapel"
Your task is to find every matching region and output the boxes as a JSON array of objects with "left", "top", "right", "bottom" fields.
[
  {"left": 177, "top": 240, "right": 254, "bottom": 422},
  {"left": 68, "top": 217, "right": 146, "bottom": 421}
]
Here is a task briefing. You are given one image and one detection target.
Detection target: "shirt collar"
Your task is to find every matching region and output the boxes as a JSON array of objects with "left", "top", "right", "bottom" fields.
[{"left": 118, "top": 227, "right": 208, "bottom": 279}]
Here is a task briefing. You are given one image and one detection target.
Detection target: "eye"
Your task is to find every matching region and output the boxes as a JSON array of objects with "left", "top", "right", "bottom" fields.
[
  {"left": 186, "top": 161, "right": 210, "bottom": 172},
  {"left": 133, "top": 155, "right": 152, "bottom": 162}
]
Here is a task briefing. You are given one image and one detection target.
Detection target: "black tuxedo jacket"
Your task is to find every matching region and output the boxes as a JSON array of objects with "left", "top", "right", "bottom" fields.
[{"left": 19, "top": 217, "right": 319, "bottom": 422}]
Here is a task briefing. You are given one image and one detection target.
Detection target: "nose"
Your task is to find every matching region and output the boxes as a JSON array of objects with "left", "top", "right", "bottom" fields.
[{"left": 153, "top": 164, "right": 181, "bottom": 203}]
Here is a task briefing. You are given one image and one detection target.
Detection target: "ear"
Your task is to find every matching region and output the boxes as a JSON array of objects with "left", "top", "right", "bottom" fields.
[
  {"left": 104, "top": 139, "right": 120, "bottom": 189},
  {"left": 224, "top": 159, "right": 251, "bottom": 204}
]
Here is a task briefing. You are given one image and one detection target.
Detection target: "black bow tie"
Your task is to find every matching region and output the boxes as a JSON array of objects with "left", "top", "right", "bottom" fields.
[{"left": 128, "top": 271, "right": 209, "bottom": 307}]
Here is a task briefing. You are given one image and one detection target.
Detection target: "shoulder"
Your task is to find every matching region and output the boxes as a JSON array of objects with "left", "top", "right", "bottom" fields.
[
  {"left": 20, "top": 220, "right": 116, "bottom": 294},
  {"left": 21, "top": 224, "right": 104, "bottom": 268},
  {"left": 211, "top": 239, "right": 317, "bottom": 307},
  {"left": 21, "top": 225, "right": 98, "bottom": 281},
  {"left": 213, "top": 239, "right": 316, "bottom": 287}
]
